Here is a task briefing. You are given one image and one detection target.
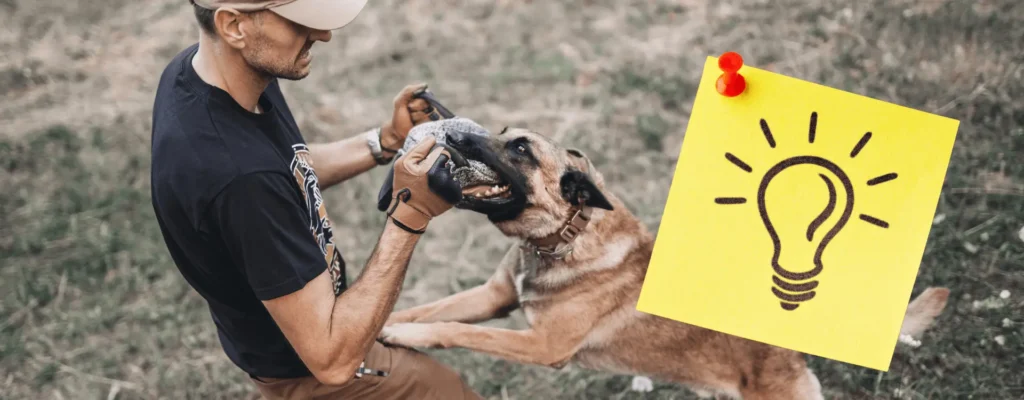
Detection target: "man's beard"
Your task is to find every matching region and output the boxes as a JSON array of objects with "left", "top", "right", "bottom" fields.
[
  {"left": 251, "top": 61, "right": 308, "bottom": 81},
  {"left": 243, "top": 37, "right": 310, "bottom": 81}
]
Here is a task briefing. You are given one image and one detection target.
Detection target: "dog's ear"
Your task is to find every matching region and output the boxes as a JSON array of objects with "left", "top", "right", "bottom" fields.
[
  {"left": 565, "top": 147, "right": 598, "bottom": 173},
  {"left": 565, "top": 148, "right": 589, "bottom": 169},
  {"left": 565, "top": 148, "right": 602, "bottom": 184},
  {"left": 560, "top": 170, "right": 613, "bottom": 211},
  {"left": 566, "top": 148, "right": 586, "bottom": 158}
]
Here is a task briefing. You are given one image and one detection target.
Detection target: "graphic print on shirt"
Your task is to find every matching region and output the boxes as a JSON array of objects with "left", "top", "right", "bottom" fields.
[{"left": 291, "top": 144, "right": 346, "bottom": 296}]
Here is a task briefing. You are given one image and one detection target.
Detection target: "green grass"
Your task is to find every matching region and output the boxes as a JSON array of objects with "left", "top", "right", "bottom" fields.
[{"left": 1, "top": 0, "right": 1023, "bottom": 399}]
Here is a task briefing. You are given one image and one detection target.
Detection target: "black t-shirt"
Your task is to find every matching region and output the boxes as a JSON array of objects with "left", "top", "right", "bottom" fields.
[{"left": 150, "top": 43, "right": 348, "bottom": 379}]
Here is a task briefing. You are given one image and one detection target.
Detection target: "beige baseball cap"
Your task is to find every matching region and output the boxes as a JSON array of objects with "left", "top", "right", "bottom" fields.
[{"left": 190, "top": 0, "right": 368, "bottom": 31}]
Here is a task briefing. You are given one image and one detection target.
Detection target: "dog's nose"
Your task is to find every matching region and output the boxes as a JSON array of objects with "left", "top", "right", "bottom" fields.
[{"left": 446, "top": 130, "right": 468, "bottom": 147}]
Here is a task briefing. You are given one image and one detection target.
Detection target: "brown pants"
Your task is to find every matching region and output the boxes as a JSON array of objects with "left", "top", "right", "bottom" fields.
[{"left": 250, "top": 340, "right": 483, "bottom": 400}]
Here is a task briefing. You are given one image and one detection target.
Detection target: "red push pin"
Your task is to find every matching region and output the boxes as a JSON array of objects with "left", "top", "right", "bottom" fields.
[{"left": 716, "top": 51, "right": 746, "bottom": 97}]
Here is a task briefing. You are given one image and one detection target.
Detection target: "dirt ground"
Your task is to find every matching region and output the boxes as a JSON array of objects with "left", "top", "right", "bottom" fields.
[{"left": 1, "top": 0, "right": 1022, "bottom": 399}]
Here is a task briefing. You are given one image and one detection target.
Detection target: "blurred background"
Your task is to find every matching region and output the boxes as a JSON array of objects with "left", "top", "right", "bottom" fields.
[{"left": 1, "top": 0, "right": 1022, "bottom": 398}]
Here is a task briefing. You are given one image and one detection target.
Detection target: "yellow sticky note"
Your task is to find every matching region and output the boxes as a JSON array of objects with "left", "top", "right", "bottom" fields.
[{"left": 636, "top": 56, "right": 959, "bottom": 371}]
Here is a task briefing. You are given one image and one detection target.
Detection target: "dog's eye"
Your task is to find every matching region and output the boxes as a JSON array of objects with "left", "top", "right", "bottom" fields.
[{"left": 507, "top": 138, "right": 534, "bottom": 161}]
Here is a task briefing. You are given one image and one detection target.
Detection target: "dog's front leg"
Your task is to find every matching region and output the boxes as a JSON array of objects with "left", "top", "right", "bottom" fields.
[
  {"left": 386, "top": 246, "right": 520, "bottom": 326},
  {"left": 379, "top": 322, "right": 581, "bottom": 369}
]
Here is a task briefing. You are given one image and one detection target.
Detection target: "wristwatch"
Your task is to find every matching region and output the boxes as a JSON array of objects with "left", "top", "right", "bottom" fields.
[{"left": 365, "top": 127, "right": 393, "bottom": 165}]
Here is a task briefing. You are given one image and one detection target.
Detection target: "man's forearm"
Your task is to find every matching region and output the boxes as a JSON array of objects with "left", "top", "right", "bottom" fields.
[
  {"left": 263, "top": 133, "right": 451, "bottom": 386},
  {"left": 309, "top": 133, "right": 380, "bottom": 190},
  {"left": 327, "top": 220, "right": 418, "bottom": 369},
  {"left": 262, "top": 216, "right": 425, "bottom": 385}
]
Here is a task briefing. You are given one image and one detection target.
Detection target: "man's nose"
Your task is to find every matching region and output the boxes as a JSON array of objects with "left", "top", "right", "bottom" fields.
[{"left": 311, "top": 29, "right": 332, "bottom": 42}]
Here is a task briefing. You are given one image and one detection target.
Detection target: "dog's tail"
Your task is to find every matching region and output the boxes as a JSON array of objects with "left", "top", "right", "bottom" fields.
[{"left": 897, "top": 287, "right": 950, "bottom": 346}]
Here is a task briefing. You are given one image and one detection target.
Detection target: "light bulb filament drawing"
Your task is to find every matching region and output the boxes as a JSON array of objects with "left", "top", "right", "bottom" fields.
[{"left": 714, "top": 112, "right": 898, "bottom": 311}]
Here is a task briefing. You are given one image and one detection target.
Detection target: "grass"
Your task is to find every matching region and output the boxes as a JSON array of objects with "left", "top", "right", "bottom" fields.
[{"left": 1, "top": 0, "right": 1022, "bottom": 398}]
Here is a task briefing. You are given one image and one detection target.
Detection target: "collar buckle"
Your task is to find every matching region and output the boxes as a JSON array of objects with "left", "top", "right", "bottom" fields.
[
  {"left": 526, "top": 206, "right": 592, "bottom": 260},
  {"left": 559, "top": 225, "right": 580, "bottom": 242}
]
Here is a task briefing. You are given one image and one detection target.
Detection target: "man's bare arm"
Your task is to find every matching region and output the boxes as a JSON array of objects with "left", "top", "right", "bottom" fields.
[
  {"left": 262, "top": 221, "right": 418, "bottom": 386},
  {"left": 308, "top": 136, "right": 378, "bottom": 189},
  {"left": 260, "top": 137, "right": 457, "bottom": 387}
]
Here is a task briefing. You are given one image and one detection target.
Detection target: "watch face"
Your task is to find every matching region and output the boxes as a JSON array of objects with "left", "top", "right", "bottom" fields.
[
  {"left": 367, "top": 129, "right": 391, "bottom": 164},
  {"left": 367, "top": 130, "right": 381, "bottom": 150}
]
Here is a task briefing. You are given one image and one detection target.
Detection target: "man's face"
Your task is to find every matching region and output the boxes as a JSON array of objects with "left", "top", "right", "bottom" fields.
[{"left": 240, "top": 11, "right": 332, "bottom": 80}]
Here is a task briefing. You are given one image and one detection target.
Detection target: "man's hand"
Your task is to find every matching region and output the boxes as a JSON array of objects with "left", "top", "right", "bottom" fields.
[
  {"left": 306, "top": 83, "right": 438, "bottom": 190},
  {"left": 383, "top": 136, "right": 462, "bottom": 233},
  {"left": 379, "top": 83, "right": 442, "bottom": 152}
]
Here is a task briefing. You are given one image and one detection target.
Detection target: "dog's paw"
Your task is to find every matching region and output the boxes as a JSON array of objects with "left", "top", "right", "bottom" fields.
[
  {"left": 384, "top": 310, "right": 418, "bottom": 327},
  {"left": 631, "top": 376, "right": 653, "bottom": 393},
  {"left": 379, "top": 323, "right": 445, "bottom": 349},
  {"left": 383, "top": 315, "right": 407, "bottom": 328}
]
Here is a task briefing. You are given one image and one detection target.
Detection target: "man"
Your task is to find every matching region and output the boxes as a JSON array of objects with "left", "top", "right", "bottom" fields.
[{"left": 150, "top": 1, "right": 483, "bottom": 398}]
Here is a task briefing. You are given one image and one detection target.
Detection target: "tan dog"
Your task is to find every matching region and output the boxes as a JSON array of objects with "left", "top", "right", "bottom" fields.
[{"left": 379, "top": 128, "right": 950, "bottom": 399}]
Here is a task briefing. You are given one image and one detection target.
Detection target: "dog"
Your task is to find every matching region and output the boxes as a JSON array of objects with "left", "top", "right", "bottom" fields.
[{"left": 379, "top": 127, "right": 950, "bottom": 399}]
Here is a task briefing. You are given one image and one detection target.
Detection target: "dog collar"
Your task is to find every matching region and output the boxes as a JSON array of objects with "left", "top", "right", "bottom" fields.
[{"left": 525, "top": 204, "right": 592, "bottom": 259}]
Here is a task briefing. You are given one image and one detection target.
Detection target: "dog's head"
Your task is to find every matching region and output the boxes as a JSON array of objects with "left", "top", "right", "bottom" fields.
[{"left": 449, "top": 127, "right": 614, "bottom": 238}]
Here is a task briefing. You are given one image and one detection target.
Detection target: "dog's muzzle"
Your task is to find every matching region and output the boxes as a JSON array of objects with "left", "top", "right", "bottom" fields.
[{"left": 377, "top": 118, "right": 496, "bottom": 212}]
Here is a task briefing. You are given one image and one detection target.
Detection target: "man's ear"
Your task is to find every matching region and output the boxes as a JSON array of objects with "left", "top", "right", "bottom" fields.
[
  {"left": 560, "top": 170, "right": 613, "bottom": 211},
  {"left": 214, "top": 8, "right": 247, "bottom": 49}
]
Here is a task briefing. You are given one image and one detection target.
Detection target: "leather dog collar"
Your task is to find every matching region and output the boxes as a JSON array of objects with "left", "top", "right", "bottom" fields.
[{"left": 525, "top": 199, "right": 592, "bottom": 259}]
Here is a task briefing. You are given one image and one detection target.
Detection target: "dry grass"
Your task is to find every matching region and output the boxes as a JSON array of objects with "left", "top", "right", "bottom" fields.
[{"left": 1, "top": 0, "right": 1023, "bottom": 398}]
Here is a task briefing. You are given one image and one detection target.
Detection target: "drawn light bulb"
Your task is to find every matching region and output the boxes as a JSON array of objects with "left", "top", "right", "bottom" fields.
[
  {"left": 715, "top": 113, "right": 898, "bottom": 311},
  {"left": 757, "top": 156, "right": 854, "bottom": 310}
]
